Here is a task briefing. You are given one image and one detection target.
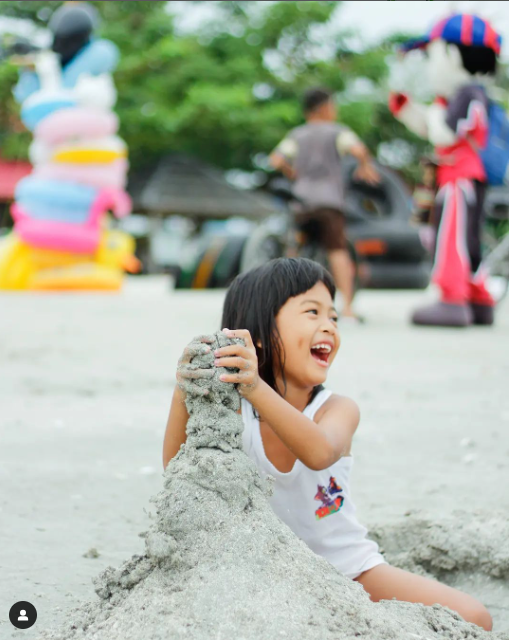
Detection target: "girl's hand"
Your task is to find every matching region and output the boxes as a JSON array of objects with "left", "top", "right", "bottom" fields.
[
  {"left": 176, "top": 334, "right": 216, "bottom": 397},
  {"left": 215, "top": 328, "right": 260, "bottom": 399}
]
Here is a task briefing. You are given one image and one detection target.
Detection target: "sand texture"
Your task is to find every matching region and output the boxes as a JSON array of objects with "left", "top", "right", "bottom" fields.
[
  {"left": 2, "top": 283, "right": 508, "bottom": 638},
  {"left": 38, "top": 330, "right": 505, "bottom": 640}
]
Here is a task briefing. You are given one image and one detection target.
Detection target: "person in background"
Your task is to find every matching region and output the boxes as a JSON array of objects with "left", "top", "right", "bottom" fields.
[
  {"left": 411, "top": 157, "right": 438, "bottom": 255},
  {"left": 269, "top": 87, "right": 380, "bottom": 323},
  {"left": 412, "top": 157, "right": 437, "bottom": 226}
]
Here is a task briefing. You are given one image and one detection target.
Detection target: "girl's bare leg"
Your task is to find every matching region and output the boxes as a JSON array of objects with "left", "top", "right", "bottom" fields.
[{"left": 355, "top": 564, "right": 492, "bottom": 631}]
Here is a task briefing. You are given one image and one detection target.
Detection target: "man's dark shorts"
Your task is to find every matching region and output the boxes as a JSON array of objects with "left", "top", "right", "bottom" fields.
[{"left": 294, "top": 207, "right": 347, "bottom": 251}]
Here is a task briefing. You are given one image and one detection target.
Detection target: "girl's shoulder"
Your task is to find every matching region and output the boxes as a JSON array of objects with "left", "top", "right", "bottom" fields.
[{"left": 314, "top": 392, "right": 360, "bottom": 425}]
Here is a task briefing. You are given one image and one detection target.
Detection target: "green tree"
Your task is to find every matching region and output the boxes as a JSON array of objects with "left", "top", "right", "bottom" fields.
[{"left": 0, "top": 0, "right": 428, "bottom": 179}]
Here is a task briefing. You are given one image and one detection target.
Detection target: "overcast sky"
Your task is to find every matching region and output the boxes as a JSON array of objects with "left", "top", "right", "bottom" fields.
[
  {"left": 2, "top": 1, "right": 509, "bottom": 60},
  {"left": 3, "top": 2, "right": 509, "bottom": 52},
  {"left": 171, "top": 1, "right": 509, "bottom": 60},
  {"left": 337, "top": 1, "right": 509, "bottom": 50}
]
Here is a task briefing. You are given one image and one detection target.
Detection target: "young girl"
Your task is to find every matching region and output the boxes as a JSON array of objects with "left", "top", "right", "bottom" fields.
[{"left": 163, "top": 257, "right": 492, "bottom": 632}]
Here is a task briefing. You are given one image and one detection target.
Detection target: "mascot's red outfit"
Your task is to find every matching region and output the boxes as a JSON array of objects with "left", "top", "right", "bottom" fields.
[
  {"left": 390, "top": 14, "right": 501, "bottom": 327},
  {"left": 429, "top": 89, "right": 490, "bottom": 306}
]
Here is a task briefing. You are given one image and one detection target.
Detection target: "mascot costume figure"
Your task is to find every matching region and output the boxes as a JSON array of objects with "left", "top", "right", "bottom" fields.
[
  {"left": 390, "top": 14, "right": 501, "bottom": 327},
  {"left": 0, "top": 2, "right": 139, "bottom": 291}
]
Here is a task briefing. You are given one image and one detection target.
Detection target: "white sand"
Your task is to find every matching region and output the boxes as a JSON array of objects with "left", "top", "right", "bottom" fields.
[{"left": 1, "top": 277, "right": 508, "bottom": 638}]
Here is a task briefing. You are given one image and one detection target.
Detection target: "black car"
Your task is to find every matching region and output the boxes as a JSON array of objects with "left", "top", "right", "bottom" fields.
[{"left": 175, "top": 158, "right": 431, "bottom": 290}]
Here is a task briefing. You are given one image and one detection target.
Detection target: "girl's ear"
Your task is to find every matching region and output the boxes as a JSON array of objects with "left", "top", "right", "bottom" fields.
[{"left": 256, "top": 340, "right": 262, "bottom": 348}]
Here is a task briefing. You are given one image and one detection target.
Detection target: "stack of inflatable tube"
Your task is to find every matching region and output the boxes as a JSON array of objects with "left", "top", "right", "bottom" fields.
[{"left": 0, "top": 36, "right": 138, "bottom": 291}]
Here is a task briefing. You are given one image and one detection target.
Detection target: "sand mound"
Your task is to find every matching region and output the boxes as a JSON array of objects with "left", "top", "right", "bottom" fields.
[
  {"left": 370, "top": 513, "right": 509, "bottom": 634},
  {"left": 370, "top": 513, "right": 509, "bottom": 580},
  {"left": 40, "top": 332, "right": 502, "bottom": 640}
]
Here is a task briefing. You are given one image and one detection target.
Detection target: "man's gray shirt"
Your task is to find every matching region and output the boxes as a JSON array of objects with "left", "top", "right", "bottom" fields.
[{"left": 274, "top": 121, "right": 360, "bottom": 211}]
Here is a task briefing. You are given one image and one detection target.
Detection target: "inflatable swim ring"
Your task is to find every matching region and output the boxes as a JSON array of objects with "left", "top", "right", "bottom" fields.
[
  {"left": 34, "top": 107, "right": 118, "bottom": 146},
  {"left": 53, "top": 136, "right": 127, "bottom": 164},
  {"left": 0, "top": 229, "right": 140, "bottom": 290},
  {"left": 21, "top": 91, "right": 77, "bottom": 131},
  {"left": 30, "top": 263, "right": 124, "bottom": 291},
  {"left": 16, "top": 177, "right": 98, "bottom": 211},
  {"left": 12, "top": 188, "right": 131, "bottom": 253},
  {"left": 33, "top": 159, "right": 128, "bottom": 189}
]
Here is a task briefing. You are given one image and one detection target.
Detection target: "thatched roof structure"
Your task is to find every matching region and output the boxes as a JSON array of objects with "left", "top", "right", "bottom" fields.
[{"left": 131, "top": 155, "right": 275, "bottom": 220}]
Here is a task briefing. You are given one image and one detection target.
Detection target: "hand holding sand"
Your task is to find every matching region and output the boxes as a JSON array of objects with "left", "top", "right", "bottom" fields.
[
  {"left": 214, "top": 328, "right": 260, "bottom": 399},
  {"left": 176, "top": 334, "right": 216, "bottom": 397}
]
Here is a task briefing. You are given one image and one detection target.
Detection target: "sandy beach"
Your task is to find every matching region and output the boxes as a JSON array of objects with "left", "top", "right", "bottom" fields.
[{"left": 1, "top": 277, "right": 508, "bottom": 638}]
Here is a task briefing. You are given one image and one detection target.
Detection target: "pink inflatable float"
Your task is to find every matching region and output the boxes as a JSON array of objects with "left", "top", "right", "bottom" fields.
[
  {"left": 0, "top": 3, "right": 135, "bottom": 292},
  {"left": 34, "top": 107, "right": 119, "bottom": 146},
  {"left": 12, "top": 188, "right": 131, "bottom": 254},
  {"left": 33, "top": 159, "right": 128, "bottom": 189}
]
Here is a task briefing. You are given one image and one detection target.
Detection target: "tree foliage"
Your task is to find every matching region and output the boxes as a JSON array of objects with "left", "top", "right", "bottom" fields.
[{"left": 0, "top": 1, "right": 428, "bottom": 176}]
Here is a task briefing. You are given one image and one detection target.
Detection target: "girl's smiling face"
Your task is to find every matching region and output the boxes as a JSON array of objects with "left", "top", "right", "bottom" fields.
[{"left": 273, "top": 281, "right": 340, "bottom": 388}]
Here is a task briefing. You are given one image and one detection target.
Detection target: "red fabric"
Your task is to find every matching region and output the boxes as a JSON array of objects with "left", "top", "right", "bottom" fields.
[
  {"left": 468, "top": 279, "right": 495, "bottom": 305},
  {"left": 0, "top": 160, "right": 32, "bottom": 200},
  {"left": 434, "top": 96, "right": 448, "bottom": 107},
  {"left": 432, "top": 183, "right": 468, "bottom": 303},
  {"left": 432, "top": 182, "right": 494, "bottom": 305},
  {"left": 388, "top": 92, "right": 409, "bottom": 116},
  {"left": 436, "top": 96, "right": 488, "bottom": 186},
  {"left": 436, "top": 142, "right": 486, "bottom": 185},
  {"left": 483, "top": 22, "right": 499, "bottom": 54},
  {"left": 430, "top": 17, "right": 448, "bottom": 40},
  {"left": 461, "top": 14, "right": 474, "bottom": 45}
]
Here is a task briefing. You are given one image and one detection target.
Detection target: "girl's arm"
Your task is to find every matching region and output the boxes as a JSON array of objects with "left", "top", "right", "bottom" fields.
[
  {"left": 162, "top": 381, "right": 357, "bottom": 472},
  {"left": 162, "top": 386, "right": 190, "bottom": 470},
  {"left": 163, "top": 333, "right": 216, "bottom": 469},
  {"left": 248, "top": 381, "right": 359, "bottom": 471},
  {"left": 216, "top": 328, "right": 359, "bottom": 471}
]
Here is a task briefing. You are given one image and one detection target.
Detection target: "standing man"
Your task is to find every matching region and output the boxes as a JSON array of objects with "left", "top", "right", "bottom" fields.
[{"left": 269, "top": 87, "right": 379, "bottom": 322}]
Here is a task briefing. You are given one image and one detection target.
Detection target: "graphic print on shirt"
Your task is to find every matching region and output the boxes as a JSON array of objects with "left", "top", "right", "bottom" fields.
[{"left": 314, "top": 476, "right": 344, "bottom": 520}]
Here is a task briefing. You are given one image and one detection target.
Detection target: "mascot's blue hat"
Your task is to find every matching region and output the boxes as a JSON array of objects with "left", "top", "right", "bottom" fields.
[{"left": 402, "top": 14, "right": 502, "bottom": 56}]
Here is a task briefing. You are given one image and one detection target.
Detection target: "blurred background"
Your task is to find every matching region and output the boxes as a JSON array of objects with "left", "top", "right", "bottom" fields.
[{"left": 0, "top": 0, "right": 507, "bottom": 296}]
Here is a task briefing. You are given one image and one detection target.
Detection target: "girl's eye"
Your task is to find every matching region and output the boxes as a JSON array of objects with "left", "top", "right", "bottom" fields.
[{"left": 306, "top": 309, "right": 338, "bottom": 322}]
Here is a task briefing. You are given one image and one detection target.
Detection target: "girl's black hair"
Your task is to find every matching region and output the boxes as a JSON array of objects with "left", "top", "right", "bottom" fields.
[{"left": 221, "top": 258, "right": 336, "bottom": 418}]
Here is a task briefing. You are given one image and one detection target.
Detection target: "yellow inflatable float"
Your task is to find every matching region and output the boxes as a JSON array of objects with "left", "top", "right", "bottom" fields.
[
  {"left": 52, "top": 137, "right": 127, "bottom": 165},
  {"left": 0, "top": 229, "right": 140, "bottom": 291}
]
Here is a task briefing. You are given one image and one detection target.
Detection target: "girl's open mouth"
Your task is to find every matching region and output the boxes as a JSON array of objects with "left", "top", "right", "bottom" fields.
[{"left": 310, "top": 347, "right": 330, "bottom": 368}]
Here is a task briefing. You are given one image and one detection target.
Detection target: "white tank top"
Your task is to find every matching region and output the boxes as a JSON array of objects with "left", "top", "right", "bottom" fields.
[{"left": 240, "top": 387, "right": 384, "bottom": 579}]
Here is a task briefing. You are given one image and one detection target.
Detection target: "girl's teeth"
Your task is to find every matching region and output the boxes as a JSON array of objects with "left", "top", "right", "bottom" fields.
[{"left": 312, "top": 344, "right": 331, "bottom": 352}]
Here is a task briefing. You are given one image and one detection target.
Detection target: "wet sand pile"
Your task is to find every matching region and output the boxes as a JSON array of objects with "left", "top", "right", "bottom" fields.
[
  {"left": 370, "top": 513, "right": 509, "bottom": 580},
  {"left": 370, "top": 513, "right": 509, "bottom": 632},
  {"left": 40, "top": 332, "right": 504, "bottom": 640}
]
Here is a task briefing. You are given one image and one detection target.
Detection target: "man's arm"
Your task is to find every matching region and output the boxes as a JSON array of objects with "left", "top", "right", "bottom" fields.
[
  {"left": 269, "top": 136, "right": 298, "bottom": 180},
  {"left": 269, "top": 151, "right": 297, "bottom": 180},
  {"left": 348, "top": 143, "right": 380, "bottom": 185},
  {"left": 336, "top": 128, "right": 380, "bottom": 185}
]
